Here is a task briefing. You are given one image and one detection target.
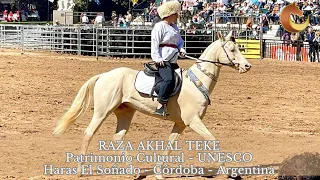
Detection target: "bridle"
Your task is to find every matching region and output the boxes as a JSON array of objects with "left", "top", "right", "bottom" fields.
[{"left": 185, "top": 40, "right": 238, "bottom": 67}]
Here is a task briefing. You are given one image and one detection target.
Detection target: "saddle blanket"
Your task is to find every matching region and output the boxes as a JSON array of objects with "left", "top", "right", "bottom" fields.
[{"left": 134, "top": 68, "right": 182, "bottom": 97}]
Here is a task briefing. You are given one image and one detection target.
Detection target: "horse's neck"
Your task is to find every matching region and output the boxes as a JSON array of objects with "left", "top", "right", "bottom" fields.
[
  {"left": 183, "top": 40, "right": 222, "bottom": 94},
  {"left": 187, "top": 62, "right": 221, "bottom": 94}
]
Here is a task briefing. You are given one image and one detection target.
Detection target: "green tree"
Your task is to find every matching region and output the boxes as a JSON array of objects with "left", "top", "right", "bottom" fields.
[
  {"left": 73, "top": 0, "right": 89, "bottom": 11},
  {"left": 112, "top": 0, "right": 149, "bottom": 10}
]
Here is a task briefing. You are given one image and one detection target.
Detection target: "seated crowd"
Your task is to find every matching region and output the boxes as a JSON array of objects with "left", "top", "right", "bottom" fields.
[{"left": 1, "top": 9, "right": 40, "bottom": 22}]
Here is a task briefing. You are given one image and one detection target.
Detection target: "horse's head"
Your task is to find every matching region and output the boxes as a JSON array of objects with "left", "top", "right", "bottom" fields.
[{"left": 214, "top": 31, "right": 252, "bottom": 73}]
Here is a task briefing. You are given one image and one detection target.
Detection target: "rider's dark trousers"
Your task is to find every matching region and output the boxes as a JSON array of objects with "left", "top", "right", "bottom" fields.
[{"left": 156, "top": 62, "right": 178, "bottom": 105}]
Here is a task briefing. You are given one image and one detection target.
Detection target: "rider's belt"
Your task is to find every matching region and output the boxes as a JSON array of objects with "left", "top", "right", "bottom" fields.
[{"left": 159, "top": 44, "right": 178, "bottom": 49}]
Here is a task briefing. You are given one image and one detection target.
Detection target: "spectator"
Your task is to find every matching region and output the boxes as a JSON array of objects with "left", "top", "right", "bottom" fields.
[
  {"left": 307, "top": 27, "right": 316, "bottom": 62},
  {"left": 258, "top": 0, "right": 266, "bottom": 8},
  {"left": 291, "top": 32, "right": 302, "bottom": 61},
  {"left": 261, "top": 14, "right": 269, "bottom": 33},
  {"left": 314, "top": 5, "right": 320, "bottom": 25},
  {"left": 94, "top": 13, "right": 104, "bottom": 27},
  {"left": 313, "top": 31, "right": 320, "bottom": 62},
  {"left": 8, "top": 11, "right": 13, "bottom": 22},
  {"left": 13, "top": 12, "right": 18, "bottom": 22},
  {"left": 290, "top": 32, "right": 298, "bottom": 45},
  {"left": 111, "top": 11, "right": 117, "bottom": 27},
  {"left": 152, "top": 14, "right": 161, "bottom": 26},
  {"left": 246, "top": 16, "right": 253, "bottom": 34},
  {"left": 268, "top": 3, "right": 280, "bottom": 24},
  {"left": 281, "top": 30, "right": 290, "bottom": 45},
  {"left": 3, "top": 10, "right": 8, "bottom": 22},
  {"left": 33, "top": 9, "right": 40, "bottom": 20},
  {"left": 16, "top": 10, "right": 20, "bottom": 22},
  {"left": 125, "top": 11, "right": 132, "bottom": 27},
  {"left": 81, "top": 13, "right": 89, "bottom": 24},
  {"left": 182, "top": 1, "right": 188, "bottom": 11},
  {"left": 118, "top": 14, "right": 126, "bottom": 27},
  {"left": 241, "top": 2, "right": 249, "bottom": 15}
]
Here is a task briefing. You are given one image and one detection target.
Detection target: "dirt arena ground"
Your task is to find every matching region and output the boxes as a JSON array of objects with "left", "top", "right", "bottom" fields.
[{"left": 0, "top": 49, "right": 320, "bottom": 180}]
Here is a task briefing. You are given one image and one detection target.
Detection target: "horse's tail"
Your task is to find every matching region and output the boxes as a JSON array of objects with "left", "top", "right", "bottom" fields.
[{"left": 53, "top": 74, "right": 100, "bottom": 136}]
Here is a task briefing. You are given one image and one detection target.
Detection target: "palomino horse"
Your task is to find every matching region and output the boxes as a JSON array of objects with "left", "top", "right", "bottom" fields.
[{"left": 53, "top": 31, "right": 252, "bottom": 179}]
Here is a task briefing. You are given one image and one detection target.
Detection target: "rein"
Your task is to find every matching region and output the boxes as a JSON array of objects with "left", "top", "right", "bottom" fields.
[
  {"left": 184, "top": 40, "right": 236, "bottom": 67},
  {"left": 184, "top": 55, "right": 234, "bottom": 66}
]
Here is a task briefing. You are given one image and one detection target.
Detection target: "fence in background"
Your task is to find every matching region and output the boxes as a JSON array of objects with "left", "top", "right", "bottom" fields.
[
  {"left": 262, "top": 40, "right": 313, "bottom": 62},
  {"left": 0, "top": 24, "right": 263, "bottom": 59},
  {"left": 2, "top": 24, "right": 316, "bottom": 62}
]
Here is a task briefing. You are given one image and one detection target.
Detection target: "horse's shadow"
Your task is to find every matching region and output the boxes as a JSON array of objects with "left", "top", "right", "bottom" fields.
[{"left": 135, "top": 163, "right": 281, "bottom": 180}]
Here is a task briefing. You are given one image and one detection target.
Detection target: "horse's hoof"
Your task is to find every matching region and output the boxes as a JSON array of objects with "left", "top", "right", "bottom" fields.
[
  {"left": 155, "top": 175, "right": 166, "bottom": 180},
  {"left": 131, "top": 174, "right": 140, "bottom": 179}
]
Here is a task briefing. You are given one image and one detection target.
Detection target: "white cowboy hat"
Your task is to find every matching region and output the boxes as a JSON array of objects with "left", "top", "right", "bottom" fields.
[{"left": 157, "top": 0, "right": 181, "bottom": 19}]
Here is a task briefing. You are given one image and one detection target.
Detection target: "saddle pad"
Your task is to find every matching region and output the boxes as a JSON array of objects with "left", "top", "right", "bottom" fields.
[{"left": 134, "top": 68, "right": 182, "bottom": 96}]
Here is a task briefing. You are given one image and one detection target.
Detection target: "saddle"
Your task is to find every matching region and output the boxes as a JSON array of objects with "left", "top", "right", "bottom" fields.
[{"left": 134, "top": 62, "right": 183, "bottom": 100}]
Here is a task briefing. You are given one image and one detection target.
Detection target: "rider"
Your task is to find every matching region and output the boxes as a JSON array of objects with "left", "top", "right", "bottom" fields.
[{"left": 151, "top": 0, "right": 186, "bottom": 116}]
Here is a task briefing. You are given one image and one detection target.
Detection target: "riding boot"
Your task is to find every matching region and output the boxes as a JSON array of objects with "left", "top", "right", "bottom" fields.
[{"left": 155, "top": 104, "right": 169, "bottom": 117}]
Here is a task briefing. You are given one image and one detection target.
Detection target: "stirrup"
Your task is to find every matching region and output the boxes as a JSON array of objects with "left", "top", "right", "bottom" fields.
[{"left": 155, "top": 105, "right": 169, "bottom": 117}]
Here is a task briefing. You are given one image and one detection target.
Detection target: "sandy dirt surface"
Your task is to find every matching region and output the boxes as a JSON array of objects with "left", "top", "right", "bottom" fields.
[{"left": 0, "top": 49, "right": 320, "bottom": 180}]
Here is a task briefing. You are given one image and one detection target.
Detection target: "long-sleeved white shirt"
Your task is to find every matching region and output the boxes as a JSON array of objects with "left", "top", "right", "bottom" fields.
[{"left": 151, "top": 21, "right": 184, "bottom": 64}]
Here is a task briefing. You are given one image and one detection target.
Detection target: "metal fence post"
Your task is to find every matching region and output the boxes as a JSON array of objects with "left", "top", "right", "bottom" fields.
[
  {"left": 21, "top": 28, "right": 24, "bottom": 55},
  {"left": 96, "top": 27, "right": 99, "bottom": 60},
  {"left": 49, "top": 26, "right": 52, "bottom": 51},
  {"left": 259, "top": 14, "right": 263, "bottom": 60},
  {"left": 106, "top": 27, "right": 109, "bottom": 57},
  {"left": 184, "top": 29, "right": 187, "bottom": 56},
  {"left": 77, "top": 26, "right": 81, "bottom": 55},
  {"left": 0, "top": 25, "right": 2, "bottom": 49}
]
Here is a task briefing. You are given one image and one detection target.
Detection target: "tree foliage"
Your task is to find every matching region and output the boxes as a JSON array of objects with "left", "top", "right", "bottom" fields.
[
  {"left": 111, "top": 0, "right": 148, "bottom": 10},
  {"left": 73, "top": 0, "right": 89, "bottom": 12},
  {"left": 112, "top": 0, "right": 130, "bottom": 9}
]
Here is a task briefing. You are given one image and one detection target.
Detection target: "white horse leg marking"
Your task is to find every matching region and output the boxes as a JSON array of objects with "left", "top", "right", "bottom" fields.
[{"left": 154, "top": 122, "right": 186, "bottom": 180}]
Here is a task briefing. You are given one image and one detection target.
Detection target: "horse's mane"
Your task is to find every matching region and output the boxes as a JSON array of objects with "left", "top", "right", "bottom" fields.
[{"left": 199, "top": 40, "right": 219, "bottom": 59}]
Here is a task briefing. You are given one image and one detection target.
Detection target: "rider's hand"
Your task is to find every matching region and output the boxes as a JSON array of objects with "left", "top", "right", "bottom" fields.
[
  {"left": 179, "top": 48, "right": 186, "bottom": 58},
  {"left": 179, "top": 52, "right": 185, "bottom": 58},
  {"left": 155, "top": 59, "right": 164, "bottom": 66}
]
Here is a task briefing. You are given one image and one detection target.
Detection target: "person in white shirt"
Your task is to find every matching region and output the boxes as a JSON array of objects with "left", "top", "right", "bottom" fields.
[
  {"left": 13, "top": 13, "right": 18, "bottom": 22},
  {"left": 81, "top": 13, "right": 89, "bottom": 24},
  {"left": 94, "top": 13, "right": 104, "bottom": 26},
  {"left": 151, "top": 0, "right": 186, "bottom": 116}
]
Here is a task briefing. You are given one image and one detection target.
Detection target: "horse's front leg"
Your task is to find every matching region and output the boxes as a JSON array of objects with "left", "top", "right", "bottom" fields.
[
  {"left": 187, "top": 116, "right": 227, "bottom": 177},
  {"left": 154, "top": 122, "right": 186, "bottom": 180}
]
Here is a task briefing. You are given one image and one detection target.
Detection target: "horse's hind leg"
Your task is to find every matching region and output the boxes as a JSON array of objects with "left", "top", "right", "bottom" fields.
[
  {"left": 77, "top": 89, "right": 122, "bottom": 176},
  {"left": 77, "top": 114, "right": 110, "bottom": 176},
  {"left": 112, "top": 104, "right": 136, "bottom": 177}
]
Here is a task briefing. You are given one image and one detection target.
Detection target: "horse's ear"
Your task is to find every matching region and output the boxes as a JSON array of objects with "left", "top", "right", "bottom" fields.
[
  {"left": 225, "top": 31, "right": 233, "bottom": 40},
  {"left": 216, "top": 31, "right": 225, "bottom": 41}
]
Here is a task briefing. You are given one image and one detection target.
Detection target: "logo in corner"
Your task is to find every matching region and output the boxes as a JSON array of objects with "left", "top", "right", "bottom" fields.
[
  {"left": 280, "top": 3, "right": 309, "bottom": 33},
  {"left": 278, "top": 152, "right": 320, "bottom": 179}
]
